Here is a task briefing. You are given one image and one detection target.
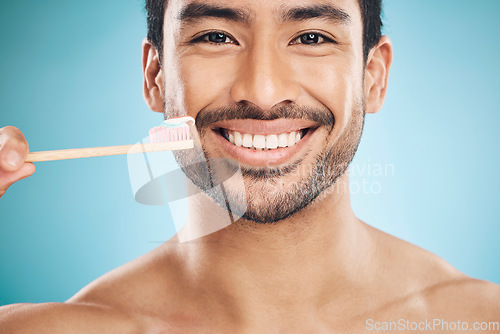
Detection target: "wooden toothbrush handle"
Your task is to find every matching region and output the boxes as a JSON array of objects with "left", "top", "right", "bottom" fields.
[{"left": 26, "top": 140, "right": 194, "bottom": 162}]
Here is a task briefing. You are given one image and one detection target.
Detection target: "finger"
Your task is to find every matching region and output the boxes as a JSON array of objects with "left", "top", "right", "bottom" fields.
[
  {"left": 0, "top": 162, "right": 36, "bottom": 199},
  {"left": 0, "top": 126, "right": 30, "bottom": 172}
]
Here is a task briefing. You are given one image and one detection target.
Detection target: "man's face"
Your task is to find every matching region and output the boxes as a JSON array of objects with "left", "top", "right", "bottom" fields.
[{"left": 162, "top": 0, "right": 367, "bottom": 223}]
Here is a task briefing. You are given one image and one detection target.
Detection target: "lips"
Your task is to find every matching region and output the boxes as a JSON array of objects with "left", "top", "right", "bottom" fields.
[
  {"left": 220, "top": 129, "right": 306, "bottom": 150},
  {"left": 208, "top": 119, "right": 320, "bottom": 167}
]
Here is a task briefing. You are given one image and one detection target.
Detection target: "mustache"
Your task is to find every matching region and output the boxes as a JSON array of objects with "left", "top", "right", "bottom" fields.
[{"left": 195, "top": 104, "right": 335, "bottom": 131}]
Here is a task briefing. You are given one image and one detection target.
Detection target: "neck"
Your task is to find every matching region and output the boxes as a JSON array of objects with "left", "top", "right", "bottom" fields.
[{"left": 170, "top": 171, "right": 376, "bottom": 324}]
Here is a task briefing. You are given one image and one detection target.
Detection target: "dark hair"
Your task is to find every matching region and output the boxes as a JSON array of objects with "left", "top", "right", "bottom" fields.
[
  {"left": 145, "top": 0, "right": 382, "bottom": 62},
  {"left": 358, "top": 0, "right": 383, "bottom": 61},
  {"left": 145, "top": 0, "right": 165, "bottom": 61}
]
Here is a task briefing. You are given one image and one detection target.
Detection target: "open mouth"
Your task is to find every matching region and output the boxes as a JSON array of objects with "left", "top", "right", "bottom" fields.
[
  {"left": 217, "top": 128, "right": 312, "bottom": 151},
  {"left": 208, "top": 119, "right": 321, "bottom": 166}
]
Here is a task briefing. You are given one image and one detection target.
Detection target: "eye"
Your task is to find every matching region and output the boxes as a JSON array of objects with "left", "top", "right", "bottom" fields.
[
  {"left": 290, "top": 32, "right": 336, "bottom": 46},
  {"left": 191, "top": 31, "right": 238, "bottom": 45}
]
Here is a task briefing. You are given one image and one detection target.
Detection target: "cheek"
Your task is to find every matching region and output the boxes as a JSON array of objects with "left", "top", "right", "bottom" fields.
[
  {"left": 179, "top": 56, "right": 237, "bottom": 117},
  {"left": 294, "top": 56, "right": 363, "bottom": 138}
]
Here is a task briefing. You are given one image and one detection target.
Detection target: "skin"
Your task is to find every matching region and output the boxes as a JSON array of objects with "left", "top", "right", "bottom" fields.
[
  {"left": 0, "top": 126, "right": 35, "bottom": 199},
  {"left": 1, "top": 0, "right": 499, "bottom": 333}
]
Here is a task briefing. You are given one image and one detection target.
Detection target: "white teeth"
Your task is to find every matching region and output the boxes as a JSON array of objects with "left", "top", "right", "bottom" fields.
[
  {"left": 288, "top": 132, "right": 296, "bottom": 147},
  {"left": 234, "top": 132, "right": 243, "bottom": 147},
  {"left": 253, "top": 135, "right": 266, "bottom": 149},
  {"left": 242, "top": 133, "right": 253, "bottom": 148},
  {"left": 266, "top": 134, "right": 279, "bottom": 149},
  {"left": 226, "top": 130, "right": 306, "bottom": 150},
  {"left": 278, "top": 133, "right": 288, "bottom": 148}
]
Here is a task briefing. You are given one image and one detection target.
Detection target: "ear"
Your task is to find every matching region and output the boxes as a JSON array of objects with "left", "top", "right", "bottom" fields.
[
  {"left": 142, "top": 39, "right": 164, "bottom": 113},
  {"left": 364, "top": 36, "right": 393, "bottom": 114}
]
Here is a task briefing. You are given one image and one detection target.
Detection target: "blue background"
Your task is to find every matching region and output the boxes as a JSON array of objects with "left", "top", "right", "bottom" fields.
[{"left": 0, "top": 0, "right": 499, "bottom": 304}]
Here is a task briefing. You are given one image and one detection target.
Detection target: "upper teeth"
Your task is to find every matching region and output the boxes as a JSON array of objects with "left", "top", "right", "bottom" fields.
[{"left": 224, "top": 130, "right": 303, "bottom": 150}]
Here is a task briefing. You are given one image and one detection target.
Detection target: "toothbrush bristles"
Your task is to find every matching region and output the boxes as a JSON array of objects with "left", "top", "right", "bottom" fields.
[{"left": 149, "top": 125, "right": 192, "bottom": 143}]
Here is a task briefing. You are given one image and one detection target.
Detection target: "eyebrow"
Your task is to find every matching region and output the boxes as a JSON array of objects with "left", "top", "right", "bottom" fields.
[
  {"left": 178, "top": 2, "right": 252, "bottom": 25},
  {"left": 280, "top": 4, "right": 351, "bottom": 25},
  {"left": 177, "top": 2, "right": 351, "bottom": 26}
]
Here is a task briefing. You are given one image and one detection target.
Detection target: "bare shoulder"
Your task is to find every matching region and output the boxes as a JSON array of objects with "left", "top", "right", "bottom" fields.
[
  {"left": 0, "top": 245, "right": 180, "bottom": 334},
  {"left": 422, "top": 276, "right": 500, "bottom": 317},
  {"left": 405, "top": 244, "right": 500, "bottom": 317},
  {"left": 0, "top": 302, "right": 140, "bottom": 334},
  {"left": 368, "top": 224, "right": 500, "bottom": 318},
  {"left": 67, "top": 243, "right": 181, "bottom": 313}
]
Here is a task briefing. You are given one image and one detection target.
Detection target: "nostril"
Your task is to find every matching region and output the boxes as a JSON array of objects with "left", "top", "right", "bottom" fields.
[{"left": 230, "top": 76, "right": 301, "bottom": 111}]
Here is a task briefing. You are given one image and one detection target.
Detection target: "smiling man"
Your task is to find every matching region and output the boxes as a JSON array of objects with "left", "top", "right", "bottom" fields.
[{"left": 0, "top": 0, "right": 499, "bottom": 333}]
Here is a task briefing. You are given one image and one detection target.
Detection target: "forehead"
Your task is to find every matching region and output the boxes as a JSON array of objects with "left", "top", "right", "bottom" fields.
[{"left": 168, "top": 0, "right": 362, "bottom": 26}]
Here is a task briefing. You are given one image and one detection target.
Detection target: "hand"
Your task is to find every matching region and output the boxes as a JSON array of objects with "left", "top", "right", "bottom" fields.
[{"left": 0, "top": 126, "right": 36, "bottom": 199}]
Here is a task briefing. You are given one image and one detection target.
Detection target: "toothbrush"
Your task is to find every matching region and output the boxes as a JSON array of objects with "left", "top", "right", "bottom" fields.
[{"left": 25, "top": 116, "right": 195, "bottom": 162}]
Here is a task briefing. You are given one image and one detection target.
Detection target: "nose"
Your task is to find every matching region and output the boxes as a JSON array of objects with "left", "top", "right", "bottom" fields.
[{"left": 230, "top": 45, "right": 300, "bottom": 110}]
